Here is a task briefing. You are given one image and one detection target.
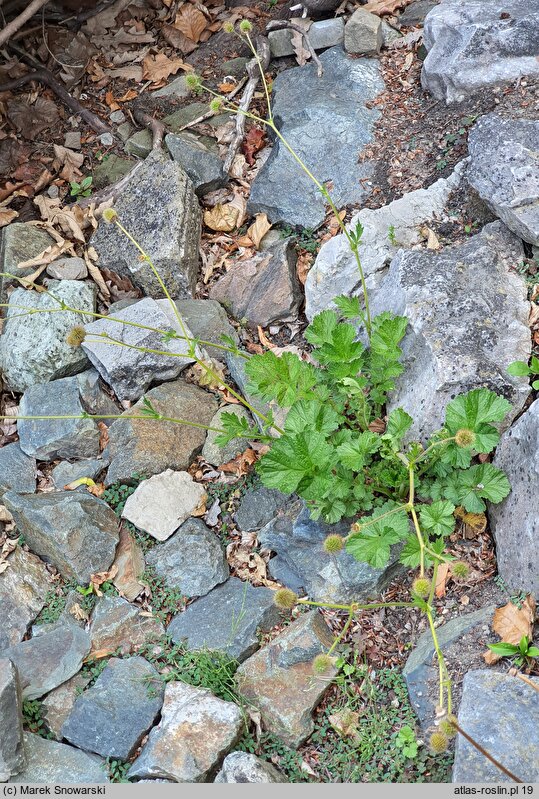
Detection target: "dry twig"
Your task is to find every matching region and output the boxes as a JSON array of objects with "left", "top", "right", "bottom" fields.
[
  {"left": 0, "top": 0, "right": 49, "bottom": 47},
  {"left": 266, "top": 19, "right": 324, "bottom": 76}
]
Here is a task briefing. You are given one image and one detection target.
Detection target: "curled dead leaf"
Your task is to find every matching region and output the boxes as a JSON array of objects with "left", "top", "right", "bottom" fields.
[
  {"left": 204, "top": 203, "right": 240, "bottom": 233},
  {"left": 245, "top": 213, "right": 272, "bottom": 249}
]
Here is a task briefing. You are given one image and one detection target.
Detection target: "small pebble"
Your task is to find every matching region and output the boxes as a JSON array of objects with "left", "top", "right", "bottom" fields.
[
  {"left": 64, "top": 131, "right": 81, "bottom": 150},
  {"left": 47, "top": 184, "right": 59, "bottom": 199},
  {"left": 110, "top": 110, "right": 126, "bottom": 124},
  {"left": 99, "top": 132, "right": 114, "bottom": 146}
]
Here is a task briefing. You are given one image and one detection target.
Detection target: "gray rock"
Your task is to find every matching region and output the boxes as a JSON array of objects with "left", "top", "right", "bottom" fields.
[
  {"left": 76, "top": 368, "right": 120, "bottom": 422},
  {"left": 259, "top": 498, "right": 401, "bottom": 602},
  {"left": 62, "top": 657, "right": 163, "bottom": 759},
  {"left": 234, "top": 486, "right": 288, "bottom": 531},
  {"left": 10, "top": 733, "right": 109, "bottom": 783},
  {"left": 398, "top": 0, "right": 438, "bottom": 25},
  {"left": 221, "top": 57, "right": 250, "bottom": 77},
  {"left": 167, "top": 576, "right": 280, "bottom": 661},
  {"left": 145, "top": 517, "right": 229, "bottom": 597},
  {"left": 381, "top": 20, "right": 402, "bottom": 46},
  {"left": 421, "top": 0, "right": 539, "bottom": 103},
  {"left": 344, "top": 8, "right": 383, "bottom": 54},
  {"left": 90, "top": 595, "right": 164, "bottom": 654},
  {"left": 453, "top": 670, "right": 539, "bottom": 782},
  {"left": 166, "top": 132, "right": 227, "bottom": 197},
  {"left": 236, "top": 610, "right": 337, "bottom": 747},
  {"left": 215, "top": 752, "right": 286, "bottom": 782},
  {"left": 3, "top": 491, "right": 119, "bottom": 584},
  {"left": 0, "top": 659, "right": 25, "bottom": 781},
  {"left": 128, "top": 681, "right": 243, "bottom": 782},
  {"left": 268, "top": 17, "right": 344, "bottom": 58},
  {"left": 0, "top": 444, "right": 35, "bottom": 496},
  {"left": 91, "top": 150, "right": 201, "bottom": 300},
  {"left": 403, "top": 606, "right": 494, "bottom": 728},
  {"left": 109, "top": 110, "right": 125, "bottom": 124},
  {"left": 17, "top": 376, "right": 100, "bottom": 461},
  {"left": 0, "top": 547, "right": 51, "bottom": 650},
  {"left": 210, "top": 241, "right": 301, "bottom": 326},
  {"left": 304, "top": 162, "right": 464, "bottom": 320},
  {"left": 489, "top": 399, "right": 539, "bottom": 594},
  {"left": 202, "top": 405, "right": 251, "bottom": 467},
  {"left": 248, "top": 47, "right": 383, "bottom": 230},
  {"left": 46, "top": 257, "right": 88, "bottom": 280},
  {"left": 0, "top": 281, "right": 95, "bottom": 392},
  {"left": 92, "top": 155, "right": 134, "bottom": 191},
  {"left": 152, "top": 74, "right": 189, "bottom": 99},
  {"left": 82, "top": 297, "right": 197, "bottom": 401},
  {"left": 42, "top": 673, "right": 91, "bottom": 740},
  {"left": 52, "top": 457, "right": 109, "bottom": 489},
  {"left": 125, "top": 104, "right": 211, "bottom": 159},
  {"left": 1, "top": 623, "right": 90, "bottom": 700},
  {"left": 467, "top": 114, "right": 539, "bottom": 247},
  {"left": 368, "top": 222, "right": 531, "bottom": 440},
  {"left": 174, "top": 298, "right": 239, "bottom": 361},
  {"left": 0, "top": 223, "right": 54, "bottom": 301},
  {"left": 104, "top": 379, "right": 218, "bottom": 486},
  {"left": 64, "top": 132, "right": 81, "bottom": 150}
]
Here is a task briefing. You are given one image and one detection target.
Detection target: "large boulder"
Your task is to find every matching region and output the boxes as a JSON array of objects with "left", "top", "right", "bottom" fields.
[
  {"left": 489, "top": 399, "right": 539, "bottom": 595},
  {"left": 0, "top": 659, "right": 25, "bottom": 781},
  {"left": 0, "top": 280, "right": 95, "bottom": 392},
  {"left": 248, "top": 47, "right": 383, "bottom": 230},
  {"left": 104, "top": 379, "right": 218, "bottom": 486},
  {"left": 3, "top": 491, "right": 119, "bottom": 584},
  {"left": 10, "top": 733, "right": 109, "bottom": 784},
  {"left": 0, "top": 547, "right": 51, "bottom": 649},
  {"left": 421, "top": 0, "right": 539, "bottom": 103},
  {"left": 91, "top": 150, "right": 201, "bottom": 299},
  {"left": 467, "top": 114, "right": 539, "bottom": 246},
  {"left": 368, "top": 222, "right": 531, "bottom": 440}
]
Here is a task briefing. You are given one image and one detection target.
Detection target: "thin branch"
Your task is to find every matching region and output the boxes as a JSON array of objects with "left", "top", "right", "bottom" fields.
[
  {"left": 452, "top": 721, "right": 523, "bottom": 783},
  {"left": 0, "top": 0, "right": 48, "bottom": 47},
  {"left": 132, "top": 108, "right": 166, "bottom": 150},
  {"left": 266, "top": 19, "right": 324, "bottom": 77}
]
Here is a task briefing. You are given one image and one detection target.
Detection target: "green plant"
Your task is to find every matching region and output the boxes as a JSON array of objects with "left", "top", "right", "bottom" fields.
[
  {"left": 487, "top": 636, "right": 539, "bottom": 667},
  {"left": 388, "top": 224, "right": 397, "bottom": 246},
  {"left": 395, "top": 725, "right": 419, "bottom": 759},
  {"left": 507, "top": 355, "right": 539, "bottom": 389},
  {"left": 22, "top": 700, "right": 52, "bottom": 739},
  {"left": 106, "top": 758, "right": 131, "bottom": 783},
  {"left": 69, "top": 175, "right": 93, "bottom": 198},
  {"left": 34, "top": 582, "right": 95, "bottom": 625},
  {"left": 280, "top": 224, "right": 320, "bottom": 255},
  {"left": 141, "top": 568, "right": 187, "bottom": 623},
  {"left": 80, "top": 655, "right": 112, "bottom": 687}
]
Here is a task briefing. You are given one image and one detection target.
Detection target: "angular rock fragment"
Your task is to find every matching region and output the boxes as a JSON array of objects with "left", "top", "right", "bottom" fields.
[
  {"left": 215, "top": 752, "right": 286, "bottom": 783},
  {"left": 10, "top": 733, "right": 109, "bottom": 784},
  {"left": 344, "top": 8, "right": 382, "bottom": 54},
  {"left": 166, "top": 132, "right": 227, "bottom": 197},
  {"left": 0, "top": 547, "right": 51, "bottom": 650},
  {"left": 202, "top": 406, "right": 251, "bottom": 467},
  {"left": 0, "top": 444, "right": 36, "bottom": 497},
  {"left": 90, "top": 595, "right": 164, "bottom": 654},
  {"left": 0, "top": 659, "right": 25, "bottom": 781}
]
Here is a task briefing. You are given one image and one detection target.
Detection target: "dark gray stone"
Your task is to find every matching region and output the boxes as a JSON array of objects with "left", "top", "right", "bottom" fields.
[
  {"left": 422, "top": 0, "right": 539, "bottom": 103},
  {"left": 453, "top": 670, "right": 539, "bottom": 782},
  {"left": 403, "top": 606, "right": 494, "bottom": 728},
  {"left": 268, "top": 18, "right": 344, "bottom": 57},
  {"left": 0, "top": 547, "right": 51, "bottom": 649},
  {"left": 91, "top": 149, "right": 201, "bottom": 299},
  {"left": 210, "top": 240, "right": 301, "bottom": 326},
  {"left": 467, "top": 113, "right": 539, "bottom": 246},
  {"left": 344, "top": 9, "right": 382, "bottom": 54},
  {"left": 76, "top": 368, "right": 120, "bottom": 422},
  {"left": 248, "top": 47, "right": 382, "bottom": 229},
  {"left": 175, "top": 298, "right": 238, "bottom": 361},
  {"left": 152, "top": 75, "right": 189, "bottom": 99},
  {"left": 1, "top": 623, "right": 90, "bottom": 700},
  {"left": 234, "top": 486, "right": 288, "bottom": 531},
  {"left": 166, "top": 132, "right": 227, "bottom": 197},
  {"left": 368, "top": 222, "right": 531, "bottom": 440},
  {"left": 0, "top": 444, "right": 35, "bottom": 496},
  {"left": 3, "top": 491, "right": 119, "bottom": 584},
  {"left": 221, "top": 57, "right": 250, "bottom": 77},
  {"left": 10, "top": 733, "right": 109, "bottom": 784},
  {"left": 82, "top": 297, "right": 197, "bottom": 401},
  {"left": 0, "top": 223, "right": 54, "bottom": 301},
  {"left": 0, "top": 659, "right": 25, "bottom": 781},
  {"left": 145, "top": 518, "right": 229, "bottom": 597},
  {"left": 398, "top": 0, "right": 438, "bottom": 26},
  {"left": 104, "top": 379, "right": 218, "bottom": 486},
  {"left": 41, "top": 674, "right": 91, "bottom": 741},
  {"left": 259, "top": 498, "right": 401, "bottom": 602},
  {"left": 167, "top": 576, "right": 280, "bottom": 661},
  {"left": 52, "top": 457, "right": 109, "bottom": 489},
  {"left": 91, "top": 155, "right": 134, "bottom": 191},
  {"left": 90, "top": 595, "right": 164, "bottom": 654},
  {"left": 0, "top": 281, "right": 95, "bottom": 392},
  {"left": 489, "top": 399, "right": 539, "bottom": 594},
  {"left": 215, "top": 752, "right": 286, "bottom": 782},
  {"left": 125, "top": 104, "right": 211, "bottom": 159},
  {"left": 62, "top": 656, "right": 163, "bottom": 760},
  {"left": 17, "top": 376, "right": 100, "bottom": 461}
]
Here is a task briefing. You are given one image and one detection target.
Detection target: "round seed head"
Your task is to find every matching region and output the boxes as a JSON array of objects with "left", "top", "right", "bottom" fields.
[
  {"left": 323, "top": 534, "right": 344, "bottom": 554},
  {"left": 412, "top": 577, "right": 431, "bottom": 598},
  {"left": 239, "top": 19, "right": 253, "bottom": 32},
  {"left": 439, "top": 719, "right": 457, "bottom": 739},
  {"left": 66, "top": 325, "right": 86, "bottom": 347},
  {"left": 223, "top": 21, "right": 234, "bottom": 33},
  {"left": 273, "top": 588, "right": 298, "bottom": 610},
  {"left": 455, "top": 428, "right": 476, "bottom": 448},
  {"left": 451, "top": 561, "right": 470, "bottom": 581},
  {"left": 429, "top": 731, "right": 449, "bottom": 754},
  {"left": 102, "top": 207, "right": 117, "bottom": 223},
  {"left": 312, "top": 653, "right": 335, "bottom": 675},
  {"left": 209, "top": 98, "right": 223, "bottom": 113},
  {"left": 185, "top": 73, "right": 202, "bottom": 94}
]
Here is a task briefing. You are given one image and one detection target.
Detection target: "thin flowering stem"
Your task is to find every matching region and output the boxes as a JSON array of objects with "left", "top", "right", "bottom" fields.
[{"left": 0, "top": 413, "right": 226, "bottom": 434}]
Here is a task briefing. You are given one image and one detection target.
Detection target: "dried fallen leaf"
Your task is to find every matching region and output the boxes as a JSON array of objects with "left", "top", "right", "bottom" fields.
[
  {"left": 142, "top": 52, "right": 191, "bottom": 84},
  {"left": 257, "top": 325, "right": 275, "bottom": 350},
  {"left": 174, "top": 4, "right": 207, "bottom": 43},
  {"left": 291, "top": 19, "right": 311, "bottom": 66},
  {"left": 112, "top": 524, "right": 145, "bottom": 602},
  {"left": 492, "top": 596, "right": 535, "bottom": 645},
  {"left": 204, "top": 203, "right": 241, "bottom": 233},
  {"left": 435, "top": 562, "right": 450, "bottom": 598},
  {"left": 220, "top": 447, "right": 258, "bottom": 476},
  {"left": 242, "top": 126, "right": 266, "bottom": 165},
  {"left": 245, "top": 213, "right": 272, "bottom": 249},
  {"left": 70, "top": 602, "right": 89, "bottom": 622},
  {"left": 52, "top": 144, "right": 84, "bottom": 182},
  {"left": 425, "top": 226, "right": 440, "bottom": 250},
  {"left": 64, "top": 477, "right": 103, "bottom": 497},
  {"left": 0, "top": 209, "right": 18, "bottom": 227},
  {"left": 98, "top": 421, "right": 110, "bottom": 451},
  {"left": 90, "top": 565, "right": 119, "bottom": 597}
]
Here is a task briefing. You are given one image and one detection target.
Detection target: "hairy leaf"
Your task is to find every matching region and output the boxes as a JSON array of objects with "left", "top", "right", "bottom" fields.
[
  {"left": 245, "top": 351, "right": 318, "bottom": 407},
  {"left": 336, "top": 431, "right": 379, "bottom": 470},
  {"left": 442, "top": 464, "right": 511, "bottom": 513},
  {"left": 257, "top": 431, "right": 333, "bottom": 493},
  {"left": 419, "top": 500, "right": 456, "bottom": 538},
  {"left": 284, "top": 399, "right": 341, "bottom": 437}
]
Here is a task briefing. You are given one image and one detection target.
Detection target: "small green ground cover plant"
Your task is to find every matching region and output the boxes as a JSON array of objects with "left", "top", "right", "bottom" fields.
[
  {"left": 487, "top": 636, "right": 539, "bottom": 668},
  {"left": 507, "top": 355, "right": 539, "bottom": 390},
  {"left": 22, "top": 700, "right": 52, "bottom": 739}
]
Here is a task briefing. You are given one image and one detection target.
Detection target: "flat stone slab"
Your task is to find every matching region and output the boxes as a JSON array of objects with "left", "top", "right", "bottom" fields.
[
  {"left": 1, "top": 623, "right": 90, "bottom": 700},
  {"left": 467, "top": 113, "right": 539, "bottom": 247},
  {"left": 202, "top": 406, "right": 251, "bottom": 467},
  {"left": 3, "top": 491, "right": 119, "bottom": 584},
  {"left": 51, "top": 457, "right": 109, "bottom": 489},
  {"left": 42, "top": 673, "right": 91, "bottom": 740},
  {"left": 453, "top": 670, "right": 539, "bottom": 782},
  {"left": 122, "top": 469, "right": 207, "bottom": 541},
  {"left": 167, "top": 576, "right": 280, "bottom": 661},
  {"left": 0, "top": 223, "right": 54, "bottom": 301},
  {"left": 128, "top": 681, "right": 243, "bottom": 782},
  {"left": 215, "top": 752, "right": 286, "bottom": 782},
  {"left": 403, "top": 605, "right": 494, "bottom": 728},
  {"left": 104, "top": 379, "right": 218, "bottom": 486},
  {"left": 10, "top": 733, "right": 109, "bottom": 784},
  {"left": 62, "top": 656, "right": 164, "bottom": 760},
  {"left": 76, "top": 368, "right": 120, "bottom": 422},
  {"left": 236, "top": 610, "right": 337, "bottom": 748},
  {"left": 91, "top": 149, "right": 201, "bottom": 300},
  {"left": 17, "top": 376, "right": 100, "bottom": 461},
  {"left": 248, "top": 47, "right": 383, "bottom": 230},
  {"left": 269, "top": 18, "right": 344, "bottom": 57},
  {"left": 0, "top": 659, "right": 25, "bottom": 781},
  {"left": 0, "top": 444, "right": 36, "bottom": 497},
  {"left": 90, "top": 595, "right": 164, "bottom": 654},
  {"left": 0, "top": 547, "right": 51, "bottom": 649},
  {"left": 174, "top": 298, "right": 238, "bottom": 362},
  {"left": 234, "top": 486, "right": 288, "bottom": 532},
  {"left": 368, "top": 222, "right": 531, "bottom": 440},
  {"left": 0, "top": 280, "right": 95, "bottom": 392},
  {"left": 259, "top": 498, "right": 401, "bottom": 603},
  {"left": 82, "top": 297, "right": 198, "bottom": 401},
  {"left": 490, "top": 398, "right": 539, "bottom": 595},
  {"left": 165, "top": 132, "right": 227, "bottom": 197},
  {"left": 145, "top": 517, "right": 229, "bottom": 597},
  {"left": 46, "top": 256, "right": 88, "bottom": 280},
  {"left": 421, "top": 0, "right": 539, "bottom": 103}
]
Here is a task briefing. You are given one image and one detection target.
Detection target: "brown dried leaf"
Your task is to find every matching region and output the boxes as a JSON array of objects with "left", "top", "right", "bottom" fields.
[
  {"left": 491, "top": 596, "right": 535, "bottom": 646},
  {"left": 142, "top": 52, "right": 191, "bottom": 84},
  {"left": 220, "top": 447, "right": 258, "bottom": 476},
  {"left": 69, "top": 602, "right": 90, "bottom": 622},
  {"left": 204, "top": 203, "right": 240, "bottom": 232},
  {"left": 174, "top": 4, "right": 207, "bottom": 43},
  {"left": 6, "top": 97, "right": 59, "bottom": 139},
  {"left": 435, "top": 562, "right": 450, "bottom": 598},
  {"left": 52, "top": 144, "right": 84, "bottom": 182},
  {"left": 112, "top": 524, "right": 145, "bottom": 602},
  {"left": 161, "top": 23, "right": 198, "bottom": 54},
  {"left": 0, "top": 209, "right": 18, "bottom": 227},
  {"left": 90, "top": 565, "right": 119, "bottom": 597},
  {"left": 98, "top": 421, "right": 110, "bottom": 452},
  {"left": 291, "top": 20, "right": 311, "bottom": 66},
  {"left": 245, "top": 213, "right": 272, "bottom": 249}
]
